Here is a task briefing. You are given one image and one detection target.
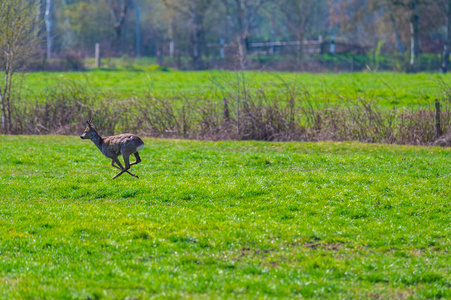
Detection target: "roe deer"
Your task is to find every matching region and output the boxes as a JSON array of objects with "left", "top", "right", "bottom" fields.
[{"left": 80, "top": 118, "right": 145, "bottom": 179}]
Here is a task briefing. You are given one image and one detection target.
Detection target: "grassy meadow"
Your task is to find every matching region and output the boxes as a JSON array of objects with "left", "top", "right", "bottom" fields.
[
  {"left": 17, "top": 70, "right": 451, "bottom": 107},
  {"left": 1, "top": 135, "right": 451, "bottom": 299}
]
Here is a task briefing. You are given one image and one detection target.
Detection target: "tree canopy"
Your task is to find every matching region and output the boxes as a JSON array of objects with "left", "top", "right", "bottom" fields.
[{"left": 12, "top": 0, "right": 451, "bottom": 70}]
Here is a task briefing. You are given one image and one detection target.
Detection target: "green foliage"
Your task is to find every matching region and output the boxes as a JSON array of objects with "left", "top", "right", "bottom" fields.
[
  {"left": 17, "top": 70, "right": 451, "bottom": 107},
  {"left": 56, "top": 0, "right": 112, "bottom": 52},
  {"left": 0, "top": 0, "right": 41, "bottom": 133},
  {"left": 1, "top": 135, "right": 451, "bottom": 298}
]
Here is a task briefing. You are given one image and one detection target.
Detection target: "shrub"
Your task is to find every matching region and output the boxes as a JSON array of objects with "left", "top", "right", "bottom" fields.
[{"left": 9, "top": 78, "right": 451, "bottom": 146}]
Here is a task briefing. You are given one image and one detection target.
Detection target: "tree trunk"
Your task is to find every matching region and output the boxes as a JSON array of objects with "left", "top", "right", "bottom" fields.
[
  {"left": 442, "top": 0, "right": 451, "bottom": 73},
  {"left": 1, "top": 89, "right": 5, "bottom": 134},
  {"left": 269, "top": 16, "right": 275, "bottom": 55},
  {"left": 169, "top": 23, "right": 174, "bottom": 58},
  {"left": 45, "top": 0, "right": 52, "bottom": 59},
  {"left": 157, "top": 43, "right": 163, "bottom": 66},
  {"left": 235, "top": 0, "right": 244, "bottom": 43},
  {"left": 235, "top": 0, "right": 247, "bottom": 68},
  {"left": 114, "top": 27, "right": 122, "bottom": 53},
  {"left": 6, "top": 69, "right": 12, "bottom": 134},
  {"left": 135, "top": 2, "right": 141, "bottom": 58},
  {"left": 409, "top": 1, "right": 421, "bottom": 69},
  {"left": 108, "top": 0, "right": 128, "bottom": 55},
  {"left": 0, "top": 0, "right": 39, "bottom": 134},
  {"left": 2, "top": 58, "right": 12, "bottom": 134},
  {"left": 297, "top": 31, "right": 304, "bottom": 61},
  {"left": 62, "top": 0, "right": 74, "bottom": 48},
  {"left": 190, "top": 11, "right": 205, "bottom": 70},
  {"left": 0, "top": 53, "right": 7, "bottom": 133},
  {"left": 35, "top": 0, "right": 41, "bottom": 41},
  {"left": 390, "top": 13, "right": 404, "bottom": 54}
]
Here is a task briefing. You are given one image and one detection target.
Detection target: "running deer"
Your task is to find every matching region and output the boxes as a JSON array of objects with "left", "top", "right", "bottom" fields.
[{"left": 80, "top": 118, "right": 145, "bottom": 179}]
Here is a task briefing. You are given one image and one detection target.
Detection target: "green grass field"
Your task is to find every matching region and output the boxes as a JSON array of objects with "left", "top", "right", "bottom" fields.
[
  {"left": 18, "top": 70, "right": 451, "bottom": 107},
  {"left": 1, "top": 135, "right": 451, "bottom": 299}
]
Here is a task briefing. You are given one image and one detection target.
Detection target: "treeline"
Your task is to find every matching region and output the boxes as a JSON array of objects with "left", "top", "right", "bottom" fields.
[{"left": 33, "top": 0, "right": 451, "bottom": 71}]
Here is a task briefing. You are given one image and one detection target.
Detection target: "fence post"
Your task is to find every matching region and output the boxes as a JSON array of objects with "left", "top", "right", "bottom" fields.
[
  {"left": 95, "top": 43, "right": 101, "bottom": 68},
  {"left": 435, "top": 100, "right": 442, "bottom": 138},
  {"left": 220, "top": 39, "right": 225, "bottom": 58}
]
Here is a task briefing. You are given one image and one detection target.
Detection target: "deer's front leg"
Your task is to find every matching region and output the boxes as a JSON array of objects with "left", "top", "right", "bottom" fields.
[
  {"left": 112, "top": 155, "right": 139, "bottom": 179},
  {"left": 111, "top": 158, "right": 122, "bottom": 170},
  {"left": 111, "top": 158, "right": 138, "bottom": 178}
]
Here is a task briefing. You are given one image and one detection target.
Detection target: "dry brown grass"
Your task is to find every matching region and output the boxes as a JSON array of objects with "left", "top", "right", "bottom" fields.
[{"left": 9, "top": 79, "right": 451, "bottom": 146}]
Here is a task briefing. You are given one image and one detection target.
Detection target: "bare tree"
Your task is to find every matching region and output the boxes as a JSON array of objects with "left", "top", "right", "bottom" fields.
[
  {"left": 107, "top": 0, "right": 129, "bottom": 54},
  {"left": 389, "top": 0, "right": 428, "bottom": 70},
  {"left": 135, "top": 0, "right": 141, "bottom": 58},
  {"left": 442, "top": 0, "right": 451, "bottom": 73},
  {"left": 278, "top": 0, "right": 327, "bottom": 61},
  {"left": 44, "top": 0, "right": 52, "bottom": 59},
  {"left": 340, "top": 0, "right": 431, "bottom": 70},
  {"left": 221, "top": 0, "right": 266, "bottom": 68},
  {"left": 408, "top": 0, "right": 421, "bottom": 68},
  {"left": 389, "top": 12, "right": 405, "bottom": 54},
  {"left": 188, "top": 0, "right": 213, "bottom": 69},
  {"left": 35, "top": 0, "right": 41, "bottom": 41},
  {"left": 163, "top": 0, "right": 213, "bottom": 70},
  {"left": 0, "top": 0, "right": 40, "bottom": 134}
]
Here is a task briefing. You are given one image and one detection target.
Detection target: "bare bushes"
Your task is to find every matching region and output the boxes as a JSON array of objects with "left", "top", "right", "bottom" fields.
[
  {"left": 9, "top": 80, "right": 451, "bottom": 146},
  {"left": 12, "top": 82, "right": 115, "bottom": 135},
  {"left": 299, "top": 98, "right": 441, "bottom": 144}
]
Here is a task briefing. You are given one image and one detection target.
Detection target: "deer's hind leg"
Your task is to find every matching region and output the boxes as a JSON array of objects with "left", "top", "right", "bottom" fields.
[{"left": 129, "top": 152, "right": 141, "bottom": 166}]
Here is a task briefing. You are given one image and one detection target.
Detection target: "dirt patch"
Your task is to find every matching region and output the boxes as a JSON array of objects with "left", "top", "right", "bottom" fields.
[{"left": 291, "top": 242, "right": 345, "bottom": 251}]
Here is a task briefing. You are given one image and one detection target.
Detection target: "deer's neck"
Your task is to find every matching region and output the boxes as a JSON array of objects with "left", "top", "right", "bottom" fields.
[{"left": 90, "top": 131, "right": 104, "bottom": 152}]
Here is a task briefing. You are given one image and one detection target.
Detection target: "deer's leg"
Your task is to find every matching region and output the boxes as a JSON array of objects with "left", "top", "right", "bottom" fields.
[
  {"left": 129, "top": 152, "right": 141, "bottom": 166},
  {"left": 123, "top": 154, "right": 139, "bottom": 178},
  {"left": 112, "top": 154, "right": 138, "bottom": 179},
  {"left": 111, "top": 158, "right": 136, "bottom": 177},
  {"left": 111, "top": 158, "right": 122, "bottom": 170},
  {"left": 112, "top": 157, "right": 126, "bottom": 179}
]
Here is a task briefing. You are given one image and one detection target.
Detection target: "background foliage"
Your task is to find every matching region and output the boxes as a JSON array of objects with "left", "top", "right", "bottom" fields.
[{"left": 28, "top": 0, "right": 451, "bottom": 71}]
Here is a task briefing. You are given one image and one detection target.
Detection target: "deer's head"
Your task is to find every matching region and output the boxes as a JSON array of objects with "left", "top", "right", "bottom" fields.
[{"left": 80, "top": 118, "right": 97, "bottom": 139}]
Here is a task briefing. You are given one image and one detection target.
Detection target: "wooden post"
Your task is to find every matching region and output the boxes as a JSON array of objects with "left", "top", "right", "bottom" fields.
[
  {"left": 95, "top": 43, "right": 101, "bottom": 68},
  {"left": 169, "top": 24, "right": 174, "bottom": 58},
  {"left": 169, "top": 41, "right": 174, "bottom": 58},
  {"left": 220, "top": 39, "right": 225, "bottom": 58},
  {"left": 435, "top": 100, "right": 442, "bottom": 137}
]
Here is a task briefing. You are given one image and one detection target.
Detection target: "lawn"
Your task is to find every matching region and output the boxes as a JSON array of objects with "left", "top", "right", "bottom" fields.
[
  {"left": 1, "top": 135, "right": 450, "bottom": 298},
  {"left": 17, "top": 70, "right": 451, "bottom": 107}
]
